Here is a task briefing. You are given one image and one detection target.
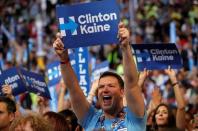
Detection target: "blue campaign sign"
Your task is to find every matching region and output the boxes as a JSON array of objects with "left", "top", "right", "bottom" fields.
[
  {"left": 92, "top": 60, "right": 109, "bottom": 81},
  {"left": 56, "top": 0, "right": 120, "bottom": 48},
  {"left": 0, "top": 67, "right": 27, "bottom": 96},
  {"left": 46, "top": 61, "right": 62, "bottom": 87},
  {"left": 46, "top": 51, "right": 76, "bottom": 87},
  {"left": 132, "top": 43, "right": 183, "bottom": 71},
  {"left": 20, "top": 68, "right": 51, "bottom": 99},
  {"left": 74, "top": 47, "right": 90, "bottom": 96}
]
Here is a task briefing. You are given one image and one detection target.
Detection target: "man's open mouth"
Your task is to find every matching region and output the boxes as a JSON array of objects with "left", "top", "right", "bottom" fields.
[{"left": 103, "top": 96, "right": 112, "bottom": 105}]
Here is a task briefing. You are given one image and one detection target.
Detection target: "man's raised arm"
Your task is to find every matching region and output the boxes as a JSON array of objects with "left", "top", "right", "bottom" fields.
[
  {"left": 118, "top": 23, "right": 145, "bottom": 117},
  {"left": 53, "top": 33, "right": 90, "bottom": 120}
]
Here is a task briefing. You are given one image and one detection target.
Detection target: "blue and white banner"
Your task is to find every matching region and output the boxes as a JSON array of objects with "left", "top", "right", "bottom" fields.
[
  {"left": 20, "top": 68, "right": 51, "bottom": 99},
  {"left": 47, "top": 61, "right": 62, "bottom": 87},
  {"left": 132, "top": 43, "right": 183, "bottom": 71},
  {"left": 92, "top": 60, "right": 109, "bottom": 81},
  {"left": 0, "top": 67, "right": 27, "bottom": 96},
  {"left": 56, "top": 0, "right": 120, "bottom": 48},
  {"left": 75, "top": 47, "right": 90, "bottom": 96},
  {"left": 46, "top": 50, "right": 76, "bottom": 87}
]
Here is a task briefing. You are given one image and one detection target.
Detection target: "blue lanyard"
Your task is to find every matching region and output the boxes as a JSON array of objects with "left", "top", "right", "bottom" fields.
[{"left": 98, "top": 108, "right": 126, "bottom": 130}]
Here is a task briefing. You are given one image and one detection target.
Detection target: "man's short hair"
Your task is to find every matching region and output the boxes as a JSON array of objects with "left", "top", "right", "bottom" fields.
[
  {"left": 99, "top": 71, "right": 124, "bottom": 89},
  {"left": 0, "top": 96, "right": 16, "bottom": 113}
]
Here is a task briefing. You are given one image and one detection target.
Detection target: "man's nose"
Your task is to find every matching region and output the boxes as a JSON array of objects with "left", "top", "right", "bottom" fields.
[{"left": 103, "top": 85, "right": 109, "bottom": 92}]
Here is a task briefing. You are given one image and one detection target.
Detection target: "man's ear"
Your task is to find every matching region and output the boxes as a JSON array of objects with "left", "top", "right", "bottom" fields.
[
  {"left": 120, "top": 88, "right": 124, "bottom": 96},
  {"left": 9, "top": 112, "right": 15, "bottom": 122}
]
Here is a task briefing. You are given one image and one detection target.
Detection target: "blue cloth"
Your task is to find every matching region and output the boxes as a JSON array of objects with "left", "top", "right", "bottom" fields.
[{"left": 80, "top": 106, "right": 147, "bottom": 131}]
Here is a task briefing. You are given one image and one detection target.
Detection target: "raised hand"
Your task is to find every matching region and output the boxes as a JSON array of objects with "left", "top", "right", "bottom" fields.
[
  {"left": 2, "top": 84, "right": 15, "bottom": 100},
  {"left": 60, "top": 79, "right": 67, "bottom": 92},
  {"left": 2, "top": 84, "right": 13, "bottom": 96},
  {"left": 118, "top": 22, "right": 130, "bottom": 48},
  {"left": 37, "top": 96, "right": 49, "bottom": 107},
  {"left": 138, "top": 68, "right": 150, "bottom": 88},
  {"left": 164, "top": 66, "right": 177, "bottom": 84},
  {"left": 165, "top": 67, "right": 186, "bottom": 129},
  {"left": 151, "top": 87, "right": 162, "bottom": 107},
  {"left": 53, "top": 33, "right": 69, "bottom": 62},
  {"left": 87, "top": 80, "right": 99, "bottom": 103}
]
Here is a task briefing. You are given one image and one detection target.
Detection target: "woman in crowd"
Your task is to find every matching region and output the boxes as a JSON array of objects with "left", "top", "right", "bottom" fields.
[
  {"left": 151, "top": 67, "right": 186, "bottom": 131},
  {"left": 43, "top": 111, "right": 70, "bottom": 131},
  {"left": 59, "top": 109, "right": 83, "bottom": 131},
  {"left": 139, "top": 67, "right": 186, "bottom": 131}
]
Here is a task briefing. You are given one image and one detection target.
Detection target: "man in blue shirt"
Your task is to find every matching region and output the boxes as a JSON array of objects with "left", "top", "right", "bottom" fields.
[{"left": 53, "top": 22, "right": 146, "bottom": 130}]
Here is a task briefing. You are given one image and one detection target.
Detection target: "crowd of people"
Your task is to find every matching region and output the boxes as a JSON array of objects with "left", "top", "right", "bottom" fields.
[{"left": 0, "top": 0, "right": 197, "bottom": 131}]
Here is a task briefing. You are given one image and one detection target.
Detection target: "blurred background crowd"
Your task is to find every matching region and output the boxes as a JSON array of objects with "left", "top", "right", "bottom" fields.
[{"left": 0, "top": 0, "right": 197, "bottom": 130}]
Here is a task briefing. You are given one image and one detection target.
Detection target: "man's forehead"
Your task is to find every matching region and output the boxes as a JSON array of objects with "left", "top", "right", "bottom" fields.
[
  {"left": 100, "top": 75, "right": 119, "bottom": 80},
  {"left": 98, "top": 82, "right": 118, "bottom": 85},
  {"left": 99, "top": 76, "right": 119, "bottom": 84},
  {"left": 0, "top": 102, "right": 7, "bottom": 111}
]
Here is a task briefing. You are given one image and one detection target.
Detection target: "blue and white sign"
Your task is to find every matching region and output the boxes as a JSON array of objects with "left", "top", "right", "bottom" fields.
[
  {"left": 75, "top": 47, "right": 90, "bottom": 96},
  {"left": 0, "top": 67, "right": 27, "bottom": 96},
  {"left": 132, "top": 43, "right": 183, "bottom": 71},
  {"left": 20, "top": 68, "right": 51, "bottom": 99},
  {"left": 47, "top": 61, "right": 62, "bottom": 87},
  {"left": 46, "top": 50, "right": 77, "bottom": 87},
  {"left": 56, "top": 0, "right": 120, "bottom": 48},
  {"left": 92, "top": 60, "right": 109, "bottom": 81}
]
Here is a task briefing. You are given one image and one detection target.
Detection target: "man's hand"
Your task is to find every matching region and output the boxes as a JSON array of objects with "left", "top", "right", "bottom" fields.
[
  {"left": 60, "top": 79, "right": 67, "bottom": 92},
  {"left": 164, "top": 66, "right": 177, "bottom": 84},
  {"left": 118, "top": 22, "right": 130, "bottom": 48},
  {"left": 2, "top": 84, "right": 13, "bottom": 96},
  {"left": 138, "top": 68, "right": 150, "bottom": 88},
  {"left": 90, "top": 80, "right": 99, "bottom": 96},
  {"left": 37, "top": 96, "right": 49, "bottom": 107},
  {"left": 87, "top": 80, "right": 99, "bottom": 103},
  {"left": 53, "top": 33, "right": 69, "bottom": 62},
  {"left": 2, "top": 84, "right": 15, "bottom": 100}
]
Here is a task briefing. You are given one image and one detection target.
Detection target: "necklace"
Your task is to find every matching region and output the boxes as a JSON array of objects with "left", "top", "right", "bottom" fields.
[{"left": 98, "top": 107, "right": 126, "bottom": 130}]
